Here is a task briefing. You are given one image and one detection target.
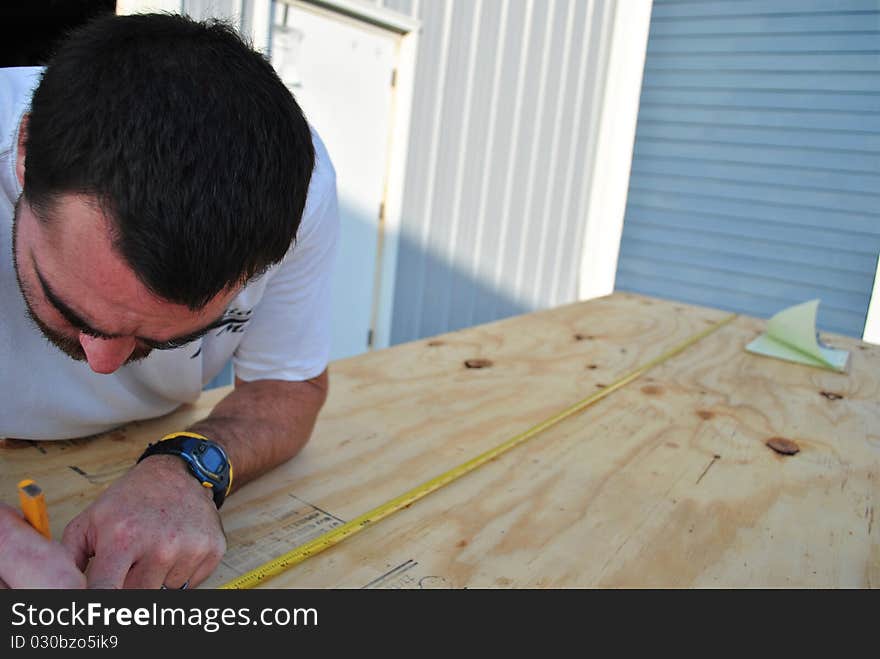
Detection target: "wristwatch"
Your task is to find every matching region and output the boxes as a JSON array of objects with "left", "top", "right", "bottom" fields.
[{"left": 137, "top": 431, "right": 233, "bottom": 509}]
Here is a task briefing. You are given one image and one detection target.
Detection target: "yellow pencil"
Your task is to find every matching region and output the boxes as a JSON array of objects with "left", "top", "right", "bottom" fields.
[{"left": 17, "top": 479, "right": 51, "bottom": 540}]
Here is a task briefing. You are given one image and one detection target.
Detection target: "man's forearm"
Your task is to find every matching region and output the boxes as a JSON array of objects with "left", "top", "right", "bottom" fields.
[{"left": 186, "top": 369, "right": 329, "bottom": 492}]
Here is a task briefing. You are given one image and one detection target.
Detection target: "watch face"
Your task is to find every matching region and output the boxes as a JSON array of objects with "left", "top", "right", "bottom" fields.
[{"left": 198, "top": 445, "right": 227, "bottom": 476}]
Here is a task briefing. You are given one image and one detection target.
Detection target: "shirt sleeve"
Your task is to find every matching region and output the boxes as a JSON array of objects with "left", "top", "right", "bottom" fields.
[{"left": 232, "top": 141, "right": 339, "bottom": 383}]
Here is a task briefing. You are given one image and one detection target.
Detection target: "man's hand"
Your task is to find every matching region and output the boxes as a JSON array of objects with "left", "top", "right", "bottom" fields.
[
  {"left": 0, "top": 503, "right": 86, "bottom": 589},
  {"left": 62, "top": 455, "right": 226, "bottom": 589},
  {"left": 57, "top": 371, "right": 327, "bottom": 589}
]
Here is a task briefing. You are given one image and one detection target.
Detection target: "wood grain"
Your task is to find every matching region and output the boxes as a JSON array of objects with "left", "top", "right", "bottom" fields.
[{"left": 2, "top": 293, "right": 877, "bottom": 587}]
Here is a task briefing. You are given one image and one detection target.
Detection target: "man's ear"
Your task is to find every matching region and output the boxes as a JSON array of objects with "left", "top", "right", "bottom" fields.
[{"left": 15, "top": 114, "right": 28, "bottom": 187}]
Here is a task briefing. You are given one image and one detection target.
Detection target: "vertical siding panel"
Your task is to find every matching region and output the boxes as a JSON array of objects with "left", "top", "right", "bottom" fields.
[
  {"left": 419, "top": 0, "right": 475, "bottom": 338},
  {"left": 413, "top": 0, "right": 455, "bottom": 339},
  {"left": 528, "top": 0, "right": 578, "bottom": 307},
  {"left": 471, "top": 0, "right": 530, "bottom": 327},
  {"left": 391, "top": 0, "right": 450, "bottom": 343},
  {"left": 554, "top": 0, "right": 616, "bottom": 305},
  {"left": 511, "top": 0, "right": 562, "bottom": 307},
  {"left": 547, "top": 0, "right": 594, "bottom": 306},
  {"left": 448, "top": 0, "right": 505, "bottom": 332},
  {"left": 435, "top": 0, "right": 484, "bottom": 333},
  {"left": 390, "top": 0, "right": 615, "bottom": 343},
  {"left": 494, "top": 0, "right": 544, "bottom": 321}
]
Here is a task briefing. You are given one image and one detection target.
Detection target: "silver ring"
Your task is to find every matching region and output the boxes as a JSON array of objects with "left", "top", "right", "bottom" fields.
[{"left": 160, "top": 580, "right": 190, "bottom": 590}]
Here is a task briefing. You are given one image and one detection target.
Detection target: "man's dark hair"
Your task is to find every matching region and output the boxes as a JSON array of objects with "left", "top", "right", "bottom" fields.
[{"left": 24, "top": 12, "right": 315, "bottom": 309}]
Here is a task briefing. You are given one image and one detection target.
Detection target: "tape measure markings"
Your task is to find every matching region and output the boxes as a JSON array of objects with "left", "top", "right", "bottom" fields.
[{"left": 221, "top": 313, "right": 738, "bottom": 589}]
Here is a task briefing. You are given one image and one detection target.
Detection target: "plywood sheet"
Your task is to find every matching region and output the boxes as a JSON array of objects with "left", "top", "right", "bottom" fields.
[{"left": 2, "top": 293, "right": 877, "bottom": 587}]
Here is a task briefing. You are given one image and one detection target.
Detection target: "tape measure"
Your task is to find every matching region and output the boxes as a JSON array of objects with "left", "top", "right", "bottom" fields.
[{"left": 220, "top": 313, "right": 738, "bottom": 589}]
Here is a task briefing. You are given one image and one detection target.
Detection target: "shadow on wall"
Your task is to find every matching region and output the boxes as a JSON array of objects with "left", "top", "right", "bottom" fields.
[
  {"left": 389, "top": 220, "right": 531, "bottom": 346},
  {"left": 206, "top": 199, "right": 528, "bottom": 389}
]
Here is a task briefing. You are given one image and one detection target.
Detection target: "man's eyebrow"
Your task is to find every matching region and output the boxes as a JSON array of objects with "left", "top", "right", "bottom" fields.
[
  {"left": 33, "top": 263, "right": 228, "bottom": 347},
  {"left": 35, "top": 265, "right": 118, "bottom": 339}
]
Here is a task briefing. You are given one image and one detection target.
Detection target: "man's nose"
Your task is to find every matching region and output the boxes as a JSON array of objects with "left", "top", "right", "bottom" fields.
[{"left": 79, "top": 334, "right": 136, "bottom": 374}]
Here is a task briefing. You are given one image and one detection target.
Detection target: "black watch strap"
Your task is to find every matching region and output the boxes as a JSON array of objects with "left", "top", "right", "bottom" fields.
[{"left": 137, "top": 431, "right": 233, "bottom": 509}]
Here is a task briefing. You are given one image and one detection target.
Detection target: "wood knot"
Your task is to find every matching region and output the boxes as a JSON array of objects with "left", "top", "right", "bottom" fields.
[
  {"left": 464, "top": 358, "right": 493, "bottom": 369},
  {"left": 766, "top": 437, "right": 800, "bottom": 456},
  {"left": 640, "top": 385, "right": 664, "bottom": 396},
  {"left": 696, "top": 410, "right": 714, "bottom": 420},
  {"left": 456, "top": 539, "right": 468, "bottom": 548},
  {"left": 819, "top": 391, "right": 844, "bottom": 401},
  {"left": 587, "top": 364, "right": 598, "bottom": 370}
]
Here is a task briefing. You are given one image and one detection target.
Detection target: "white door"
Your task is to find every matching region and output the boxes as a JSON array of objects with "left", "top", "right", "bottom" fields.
[{"left": 271, "top": 1, "right": 398, "bottom": 360}]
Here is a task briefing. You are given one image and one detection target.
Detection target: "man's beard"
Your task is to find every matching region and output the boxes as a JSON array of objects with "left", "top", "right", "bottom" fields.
[{"left": 11, "top": 196, "right": 152, "bottom": 366}]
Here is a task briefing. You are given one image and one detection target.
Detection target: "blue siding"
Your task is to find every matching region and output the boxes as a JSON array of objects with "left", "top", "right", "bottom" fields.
[{"left": 617, "top": 0, "right": 880, "bottom": 337}]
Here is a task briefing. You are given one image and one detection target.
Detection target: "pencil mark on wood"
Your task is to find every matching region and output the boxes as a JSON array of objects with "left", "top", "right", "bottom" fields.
[
  {"left": 418, "top": 575, "right": 450, "bottom": 589},
  {"left": 696, "top": 454, "right": 721, "bottom": 484},
  {"left": 573, "top": 333, "right": 595, "bottom": 341},
  {"left": 427, "top": 340, "right": 444, "bottom": 347},
  {"left": 819, "top": 391, "right": 844, "bottom": 401},
  {"left": 66, "top": 464, "right": 129, "bottom": 485},
  {"left": 288, "top": 494, "right": 347, "bottom": 525},
  {"left": 361, "top": 559, "right": 418, "bottom": 589},
  {"left": 464, "top": 358, "right": 493, "bottom": 369}
]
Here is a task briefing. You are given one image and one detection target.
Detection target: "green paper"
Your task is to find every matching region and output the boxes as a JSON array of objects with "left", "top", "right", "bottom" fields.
[{"left": 745, "top": 299, "right": 850, "bottom": 372}]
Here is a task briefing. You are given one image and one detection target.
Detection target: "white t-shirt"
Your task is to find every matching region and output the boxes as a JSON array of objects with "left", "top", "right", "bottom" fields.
[{"left": 0, "top": 67, "right": 339, "bottom": 440}]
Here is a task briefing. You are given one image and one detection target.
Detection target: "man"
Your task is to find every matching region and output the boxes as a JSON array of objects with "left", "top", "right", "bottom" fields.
[{"left": 0, "top": 13, "right": 338, "bottom": 588}]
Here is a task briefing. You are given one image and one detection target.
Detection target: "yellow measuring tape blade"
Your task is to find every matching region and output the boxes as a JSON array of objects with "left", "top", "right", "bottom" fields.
[{"left": 221, "top": 313, "right": 738, "bottom": 589}]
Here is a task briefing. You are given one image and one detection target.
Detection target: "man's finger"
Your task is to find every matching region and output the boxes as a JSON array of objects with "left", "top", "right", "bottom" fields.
[
  {"left": 122, "top": 558, "right": 176, "bottom": 590},
  {"left": 0, "top": 505, "right": 42, "bottom": 581},
  {"left": 160, "top": 558, "right": 205, "bottom": 590},
  {"left": 86, "top": 551, "right": 134, "bottom": 590},
  {"left": 60, "top": 515, "right": 92, "bottom": 572},
  {"left": 0, "top": 504, "right": 86, "bottom": 589}
]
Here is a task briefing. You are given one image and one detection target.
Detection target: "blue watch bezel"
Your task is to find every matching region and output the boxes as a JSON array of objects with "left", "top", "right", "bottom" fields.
[{"left": 137, "top": 434, "right": 232, "bottom": 509}]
